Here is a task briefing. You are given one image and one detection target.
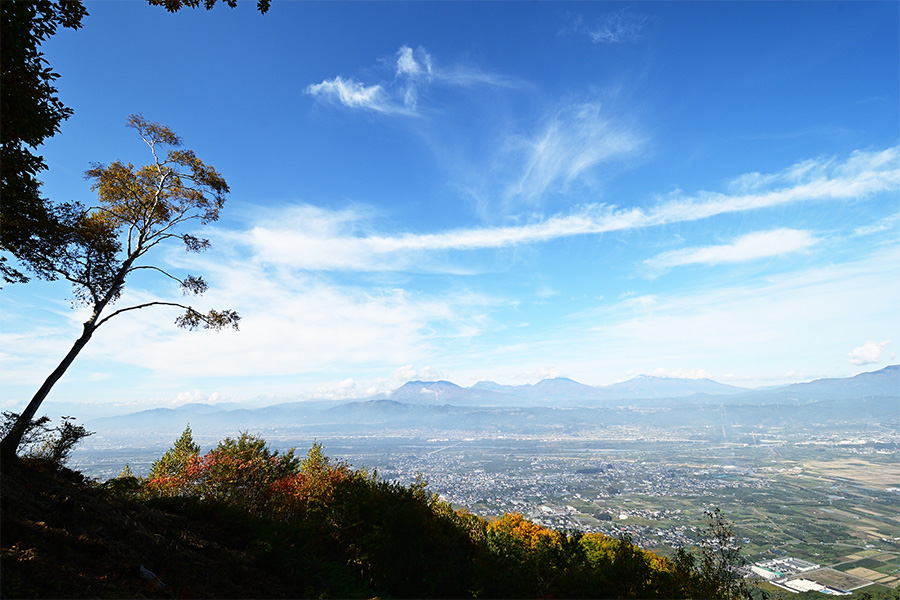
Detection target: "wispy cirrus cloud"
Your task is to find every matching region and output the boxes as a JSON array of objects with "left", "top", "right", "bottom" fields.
[
  {"left": 227, "top": 146, "right": 898, "bottom": 272},
  {"left": 305, "top": 47, "right": 633, "bottom": 210},
  {"left": 854, "top": 211, "right": 900, "bottom": 236},
  {"left": 563, "top": 8, "right": 648, "bottom": 45},
  {"left": 396, "top": 46, "right": 432, "bottom": 79},
  {"left": 305, "top": 76, "right": 411, "bottom": 115},
  {"left": 589, "top": 9, "right": 648, "bottom": 44},
  {"left": 305, "top": 45, "right": 518, "bottom": 115},
  {"left": 651, "top": 147, "right": 899, "bottom": 224},
  {"left": 395, "top": 46, "right": 433, "bottom": 109},
  {"left": 505, "top": 102, "right": 644, "bottom": 202},
  {"left": 729, "top": 146, "right": 900, "bottom": 194},
  {"left": 645, "top": 228, "right": 818, "bottom": 272}
]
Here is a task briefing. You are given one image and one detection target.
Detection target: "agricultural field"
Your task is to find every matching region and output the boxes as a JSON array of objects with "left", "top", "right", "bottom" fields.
[
  {"left": 799, "top": 568, "right": 877, "bottom": 591},
  {"left": 836, "top": 555, "right": 900, "bottom": 589}
]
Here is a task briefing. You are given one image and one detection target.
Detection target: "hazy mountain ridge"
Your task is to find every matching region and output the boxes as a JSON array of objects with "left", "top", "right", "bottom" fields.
[
  {"left": 746, "top": 364, "right": 899, "bottom": 401},
  {"left": 390, "top": 380, "right": 515, "bottom": 406},
  {"left": 602, "top": 375, "right": 749, "bottom": 398},
  {"left": 383, "top": 366, "right": 896, "bottom": 406},
  {"left": 387, "top": 374, "right": 749, "bottom": 406},
  {"left": 87, "top": 366, "right": 899, "bottom": 437}
]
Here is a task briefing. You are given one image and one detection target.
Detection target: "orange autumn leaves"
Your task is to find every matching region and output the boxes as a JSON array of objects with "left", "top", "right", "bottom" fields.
[{"left": 145, "top": 431, "right": 352, "bottom": 519}]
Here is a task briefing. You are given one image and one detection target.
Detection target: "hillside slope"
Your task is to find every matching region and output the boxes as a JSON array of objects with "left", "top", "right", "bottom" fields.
[
  {"left": 1, "top": 459, "right": 332, "bottom": 598},
  {"left": 1, "top": 438, "right": 731, "bottom": 600}
]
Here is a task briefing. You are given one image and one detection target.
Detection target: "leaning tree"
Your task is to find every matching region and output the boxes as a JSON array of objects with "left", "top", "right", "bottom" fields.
[{"left": 0, "top": 115, "right": 240, "bottom": 461}]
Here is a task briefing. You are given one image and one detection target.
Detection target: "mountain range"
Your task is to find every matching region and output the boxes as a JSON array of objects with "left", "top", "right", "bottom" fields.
[
  {"left": 381, "top": 365, "right": 897, "bottom": 406},
  {"left": 86, "top": 365, "right": 898, "bottom": 439}
]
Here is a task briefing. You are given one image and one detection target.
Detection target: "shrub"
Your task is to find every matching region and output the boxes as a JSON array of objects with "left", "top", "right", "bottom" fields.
[
  {"left": 148, "top": 424, "right": 200, "bottom": 480},
  {"left": 0, "top": 412, "right": 93, "bottom": 468}
]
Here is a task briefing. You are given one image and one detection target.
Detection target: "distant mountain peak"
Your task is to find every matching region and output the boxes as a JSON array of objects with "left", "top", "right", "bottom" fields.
[
  {"left": 528, "top": 377, "right": 599, "bottom": 398},
  {"left": 388, "top": 380, "right": 475, "bottom": 405},
  {"left": 603, "top": 375, "right": 749, "bottom": 398},
  {"left": 533, "top": 376, "right": 589, "bottom": 386},
  {"left": 396, "top": 380, "right": 462, "bottom": 390},
  {"left": 471, "top": 381, "right": 513, "bottom": 391}
]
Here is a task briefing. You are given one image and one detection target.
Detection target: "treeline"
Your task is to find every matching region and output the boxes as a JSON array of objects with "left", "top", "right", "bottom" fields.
[{"left": 97, "top": 426, "right": 751, "bottom": 599}]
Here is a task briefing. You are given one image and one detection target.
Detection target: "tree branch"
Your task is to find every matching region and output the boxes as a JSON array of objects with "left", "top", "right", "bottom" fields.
[
  {"left": 95, "top": 300, "right": 195, "bottom": 328},
  {"left": 127, "top": 265, "right": 183, "bottom": 285},
  {"left": 95, "top": 301, "right": 239, "bottom": 331}
]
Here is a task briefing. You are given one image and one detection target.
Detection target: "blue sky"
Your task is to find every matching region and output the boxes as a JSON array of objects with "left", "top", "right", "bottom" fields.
[{"left": 2, "top": 1, "right": 898, "bottom": 414}]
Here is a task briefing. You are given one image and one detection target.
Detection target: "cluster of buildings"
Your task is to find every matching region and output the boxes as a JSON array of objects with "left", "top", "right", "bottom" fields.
[
  {"left": 365, "top": 447, "right": 772, "bottom": 551},
  {"left": 377, "top": 449, "right": 764, "bottom": 521},
  {"left": 751, "top": 557, "right": 821, "bottom": 579},
  {"left": 750, "top": 558, "right": 878, "bottom": 595}
]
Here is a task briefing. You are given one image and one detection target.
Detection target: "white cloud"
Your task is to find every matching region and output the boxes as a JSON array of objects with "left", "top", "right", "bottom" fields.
[
  {"left": 507, "top": 102, "right": 644, "bottom": 201},
  {"left": 8, "top": 245, "right": 895, "bottom": 406},
  {"left": 513, "top": 366, "right": 561, "bottom": 382},
  {"left": 854, "top": 212, "right": 900, "bottom": 236},
  {"left": 646, "top": 228, "right": 817, "bottom": 271},
  {"left": 306, "top": 365, "right": 448, "bottom": 400},
  {"left": 651, "top": 148, "right": 899, "bottom": 226},
  {"left": 221, "top": 146, "right": 897, "bottom": 274},
  {"left": 847, "top": 340, "right": 891, "bottom": 365},
  {"left": 395, "top": 46, "right": 433, "bottom": 109},
  {"left": 306, "top": 45, "right": 516, "bottom": 116},
  {"left": 305, "top": 76, "right": 397, "bottom": 112},
  {"left": 729, "top": 158, "right": 829, "bottom": 194},
  {"left": 391, "top": 364, "right": 445, "bottom": 383},
  {"left": 396, "top": 47, "right": 420, "bottom": 77},
  {"left": 313, "top": 378, "right": 384, "bottom": 400},
  {"left": 626, "top": 368, "right": 713, "bottom": 380},
  {"left": 65, "top": 255, "right": 498, "bottom": 388},
  {"left": 392, "top": 364, "right": 419, "bottom": 382},
  {"left": 396, "top": 45, "right": 432, "bottom": 79},
  {"left": 0, "top": 319, "right": 90, "bottom": 386},
  {"left": 174, "top": 390, "right": 223, "bottom": 405}
]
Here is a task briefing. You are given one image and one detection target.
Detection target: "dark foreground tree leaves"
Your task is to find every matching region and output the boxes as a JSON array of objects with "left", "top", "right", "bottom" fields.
[
  {"left": 0, "top": 0, "right": 88, "bottom": 284},
  {"left": 0, "top": 116, "right": 239, "bottom": 461},
  {"left": 0, "top": 412, "right": 92, "bottom": 468},
  {"left": 698, "top": 507, "right": 754, "bottom": 600},
  {"left": 148, "top": 0, "right": 271, "bottom": 13}
]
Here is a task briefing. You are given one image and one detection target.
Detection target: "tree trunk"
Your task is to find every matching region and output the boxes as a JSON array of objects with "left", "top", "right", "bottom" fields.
[{"left": 0, "top": 322, "right": 96, "bottom": 463}]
